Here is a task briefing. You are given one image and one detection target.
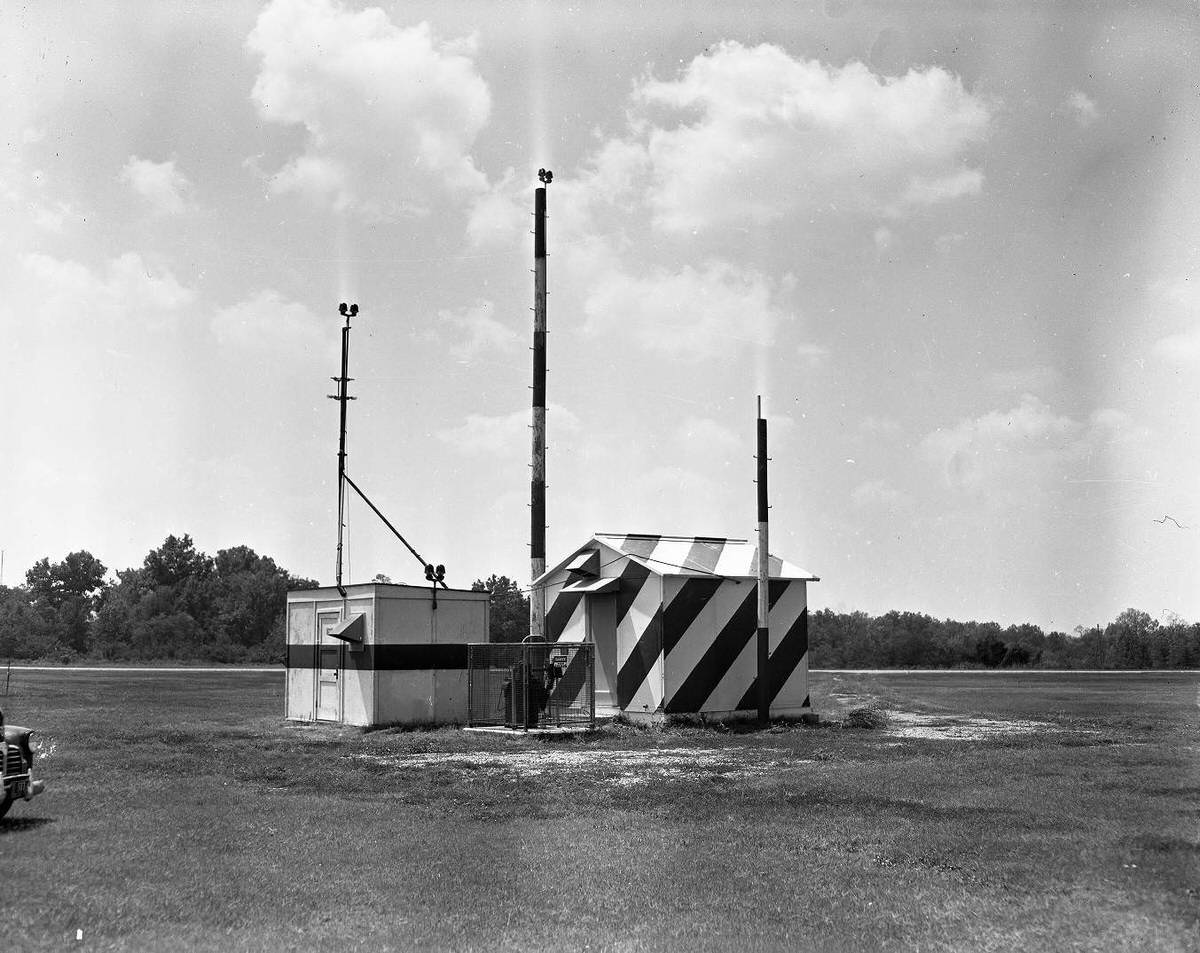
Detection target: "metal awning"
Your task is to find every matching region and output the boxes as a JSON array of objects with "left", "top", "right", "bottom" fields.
[
  {"left": 562, "top": 577, "right": 619, "bottom": 594},
  {"left": 328, "top": 613, "right": 365, "bottom": 643}
]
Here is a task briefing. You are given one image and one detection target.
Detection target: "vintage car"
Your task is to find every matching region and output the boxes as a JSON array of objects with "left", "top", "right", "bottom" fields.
[{"left": 0, "top": 708, "right": 45, "bottom": 819}]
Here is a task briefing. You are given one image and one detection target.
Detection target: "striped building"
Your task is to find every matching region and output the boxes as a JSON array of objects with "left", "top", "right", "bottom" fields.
[{"left": 533, "top": 534, "right": 818, "bottom": 720}]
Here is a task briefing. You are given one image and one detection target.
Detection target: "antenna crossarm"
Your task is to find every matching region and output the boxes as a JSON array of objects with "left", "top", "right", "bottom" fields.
[{"left": 342, "top": 472, "right": 449, "bottom": 588}]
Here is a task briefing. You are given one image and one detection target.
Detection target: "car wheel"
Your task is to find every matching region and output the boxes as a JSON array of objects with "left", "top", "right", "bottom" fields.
[{"left": 0, "top": 793, "right": 11, "bottom": 820}]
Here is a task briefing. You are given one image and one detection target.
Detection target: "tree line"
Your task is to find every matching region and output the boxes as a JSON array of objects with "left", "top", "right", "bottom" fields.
[
  {"left": 0, "top": 536, "right": 319, "bottom": 663},
  {"left": 0, "top": 538, "right": 532, "bottom": 663},
  {"left": 809, "top": 607, "right": 1200, "bottom": 669},
  {"left": 0, "top": 538, "right": 1195, "bottom": 667}
]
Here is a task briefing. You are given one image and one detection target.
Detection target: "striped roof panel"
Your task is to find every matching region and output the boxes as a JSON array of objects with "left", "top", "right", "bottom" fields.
[{"left": 593, "top": 534, "right": 817, "bottom": 581}]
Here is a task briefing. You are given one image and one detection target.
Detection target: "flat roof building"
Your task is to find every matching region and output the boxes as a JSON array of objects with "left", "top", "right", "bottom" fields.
[{"left": 285, "top": 582, "right": 490, "bottom": 727}]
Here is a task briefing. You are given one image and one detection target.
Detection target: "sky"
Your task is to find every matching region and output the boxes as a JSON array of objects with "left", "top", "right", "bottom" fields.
[{"left": 2, "top": 0, "right": 1197, "bottom": 633}]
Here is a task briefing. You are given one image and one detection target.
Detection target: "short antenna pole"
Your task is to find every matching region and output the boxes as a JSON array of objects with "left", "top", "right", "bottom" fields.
[{"left": 757, "top": 395, "right": 770, "bottom": 724}]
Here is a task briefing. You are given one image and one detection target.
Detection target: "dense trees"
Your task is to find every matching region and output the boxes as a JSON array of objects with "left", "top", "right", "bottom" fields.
[
  {"left": 25, "top": 551, "right": 108, "bottom": 653},
  {"left": 0, "top": 541, "right": 536, "bottom": 661},
  {"left": 2, "top": 537, "right": 317, "bottom": 663},
  {"left": 1, "top": 540, "right": 1197, "bottom": 667},
  {"left": 471, "top": 574, "right": 530, "bottom": 642},
  {"left": 808, "top": 607, "right": 1200, "bottom": 670}
]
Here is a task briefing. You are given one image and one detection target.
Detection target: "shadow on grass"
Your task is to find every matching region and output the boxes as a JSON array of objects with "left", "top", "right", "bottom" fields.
[
  {"left": 611, "top": 714, "right": 827, "bottom": 736},
  {"left": 789, "top": 788, "right": 1017, "bottom": 823},
  {"left": 1127, "top": 833, "right": 1200, "bottom": 855},
  {"left": 1147, "top": 785, "right": 1200, "bottom": 798},
  {"left": 0, "top": 816, "right": 56, "bottom": 834}
]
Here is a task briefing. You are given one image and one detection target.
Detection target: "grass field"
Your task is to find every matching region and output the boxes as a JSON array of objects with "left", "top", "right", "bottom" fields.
[{"left": 2, "top": 668, "right": 1197, "bottom": 952}]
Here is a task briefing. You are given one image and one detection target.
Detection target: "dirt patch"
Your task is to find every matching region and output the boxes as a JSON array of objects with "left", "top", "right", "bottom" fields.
[
  {"left": 829, "top": 685, "right": 1063, "bottom": 741},
  {"left": 353, "top": 746, "right": 812, "bottom": 785},
  {"left": 884, "top": 712, "right": 1052, "bottom": 741}
]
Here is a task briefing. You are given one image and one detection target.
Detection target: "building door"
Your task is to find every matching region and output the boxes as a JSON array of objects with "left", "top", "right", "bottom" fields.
[
  {"left": 587, "top": 594, "right": 618, "bottom": 712},
  {"left": 316, "top": 612, "right": 343, "bottom": 722}
]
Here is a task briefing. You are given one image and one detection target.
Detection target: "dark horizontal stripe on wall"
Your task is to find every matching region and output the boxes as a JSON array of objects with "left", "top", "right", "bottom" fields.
[{"left": 287, "top": 644, "right": 470, "bottom": 671}]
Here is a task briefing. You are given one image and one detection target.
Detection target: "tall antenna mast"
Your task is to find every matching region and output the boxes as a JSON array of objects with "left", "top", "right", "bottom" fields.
[
  {"left": 756, "top": 395, "right": 770, "bottom": 723},
  {"left": 330, "top": 302, "right": 358, "bottom": 595},
  {"left": 530, "top": 169, "right": 552, "bottom": 639}
]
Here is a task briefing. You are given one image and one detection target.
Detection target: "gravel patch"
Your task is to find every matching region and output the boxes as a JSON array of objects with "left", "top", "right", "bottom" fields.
[
  {"left": 884, "top": 711, "right": 1053, "bottom": 740},
  {"left": 353, "top": 746, "right": 813, "bottom": 785}
]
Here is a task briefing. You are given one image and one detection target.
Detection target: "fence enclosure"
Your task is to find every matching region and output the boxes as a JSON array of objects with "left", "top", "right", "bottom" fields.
[{"left": 467, "top": 642, "right": 595, "bottom": 729}]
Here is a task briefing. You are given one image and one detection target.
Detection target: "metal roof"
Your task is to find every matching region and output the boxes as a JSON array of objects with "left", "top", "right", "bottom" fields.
[{"left": 533, "top": 534, "right": 818, "bottom": 585}]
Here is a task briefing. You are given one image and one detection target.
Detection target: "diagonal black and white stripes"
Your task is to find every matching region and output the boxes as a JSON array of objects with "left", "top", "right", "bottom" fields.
[{"left": 540, "top": 535, "right": 811, "bottom": 715}]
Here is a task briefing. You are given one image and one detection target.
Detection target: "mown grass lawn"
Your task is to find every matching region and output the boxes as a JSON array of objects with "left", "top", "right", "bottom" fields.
[{"left": 2, "top": 668, "right": 1197, "bottom": 952}]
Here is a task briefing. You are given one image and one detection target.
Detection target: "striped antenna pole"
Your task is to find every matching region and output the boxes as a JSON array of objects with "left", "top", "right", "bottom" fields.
[
  {"left": 756, "top": 395, "right": 769, "bottom": 723},
  {"left": 530, "top": 170, "right": 552, "bottom": 639}
]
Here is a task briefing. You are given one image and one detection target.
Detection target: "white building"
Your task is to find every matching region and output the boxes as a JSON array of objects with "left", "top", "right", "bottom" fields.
[
  {"left": 285, "top": 582, "right": 489, "bottom": 727},
  {"left": 534, "top": 534, "right": 817, "bottom": 721}
]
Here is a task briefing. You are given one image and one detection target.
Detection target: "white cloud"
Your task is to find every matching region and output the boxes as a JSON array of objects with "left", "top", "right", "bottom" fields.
[
  {"left": 439, "top": 404, "right": 580, "bottom": 455},
  {"left": 1088, "top": 408, "right": 1131, "bottom": 431},
  {"left": 1153, "top": 326, "right": 1200, "bottom": 364},
  {"left": 626, "top": 42, "right": 991, "bottom": 231},
  {"left": 578, "top": 257, "right": 791, "bottom": 361},
  {"left": 860, "top": 415, "right": 902, "bottom": 438},
  {"left": 466, "top": 42, "right": 981, "bottom": 370},
  {"left": 121, "top": 156, "right": 193, "bottom": 215},
  {"left": 1150, "top": 275, "right": 1196, "bottom": 310},
  {"left": 516, "top": 42, "right": 992, "bottom": 249},
  {"left": 211, "top": 290, "right": 328, "bottom": 353},
  {"left": 29, "top": 200, "right": 75, "bottom": 232},
  {"left": 1148, "top": 275, "right": 1200, "bottom": 363},
  {"left": 935, "top": 232, "right": 968, "bottom": 253},
  {"left": 247, "top": 0, "right": 491, "bottom": 218},
  {"left": 676, "top": 416, "right": 741, "bottom": 457},
  {"left": 894, "top": 168, "right": 982, "bottom": 211},
  {"left": 631, "top": 465, "right": 724, "bottom": 527},
  {"left": 1064, "top": 90, "right": 1099, "bottom": 127},
  {"left": 1147, "top": 276, "right": 1200, "bottom": 364},
  {"left": 796, "top": 342, "right": 830, "bottom": 364},
  {"left": 851, "top": 479, "right": 908, "bottom": 509},
  {"left": 553, "top": 138, "right": 653, "bottom": 239},
  {"left": 465, "top": 172, "right": 525, "bottom": 246},
  {"left": 921, "top": 395, "right": 1124, "bottom": 496},
  {"left": 438, "top": 300, "right": 521, "bottom": 360},
  {"left": 20, "top": 252, "right": 195, "bottom": 327},
  {"left": 987, "top": 365, "right": 1062, "bottom": 395}
]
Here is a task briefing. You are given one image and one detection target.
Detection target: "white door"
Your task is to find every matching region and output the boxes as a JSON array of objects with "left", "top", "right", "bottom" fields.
[
  {"left": 316, "top": 612, "right": 343, "bottom": 722},
  {"left": 587, "top": 594, "right": 618, "bottom": 712}
]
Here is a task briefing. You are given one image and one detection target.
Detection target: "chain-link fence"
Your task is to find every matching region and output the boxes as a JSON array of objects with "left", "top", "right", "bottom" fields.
[{"left": 467, "top": 642, "right": 594, "bottom": 729}]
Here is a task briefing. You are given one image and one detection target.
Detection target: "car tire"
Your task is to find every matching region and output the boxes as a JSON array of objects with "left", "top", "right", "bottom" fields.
[{"left": 0, "top": 793, "right": 11, "bottom": 820}]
